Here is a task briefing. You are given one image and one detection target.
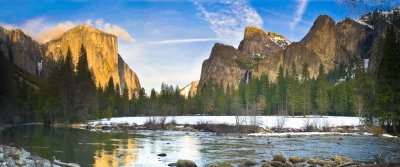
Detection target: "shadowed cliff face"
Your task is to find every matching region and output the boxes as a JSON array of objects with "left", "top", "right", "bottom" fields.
[
  {"left": 0, "top": 27, "right": 41, "bottom": 75},
  {"left": 198, "top": 12, "right": 396, "bottom": 92},
  {"left": 118, "top": 54, "right": 141, "bottom": 98},
  {"left": 198, "top": 43, "right": 246, "bottom": 91}
]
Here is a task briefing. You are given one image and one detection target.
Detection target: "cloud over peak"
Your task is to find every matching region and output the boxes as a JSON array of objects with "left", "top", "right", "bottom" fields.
[
  {"left": 1, "top": 18, "right": 134, "bottom": 43},
  {"left": 194, "top": 0, "right": 263, "bottom": 46}
]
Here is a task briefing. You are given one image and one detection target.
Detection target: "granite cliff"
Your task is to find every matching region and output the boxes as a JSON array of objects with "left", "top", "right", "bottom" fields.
[
  {"left": 0, "top": 24, "right": 141, "bottom": 97},
  {"left": 0, "top": 27, "right": 41, "bottom": 75},
  {"left": 198, "top": 11, "right": 398, "bottom": 92}
]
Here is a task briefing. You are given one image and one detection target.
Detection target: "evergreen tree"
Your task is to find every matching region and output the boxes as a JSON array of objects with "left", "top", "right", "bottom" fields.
[
  {"left": 301, "top": 63, "right": 311, "bottom": 116},
  {"left": 287, "top": 62, "right": 300, "bottom": 117},
  {"left": 76, "top": 44, "right": 98, "bottom": 120},
  {"left": 376, "top": 26, "right": 400, "bottom": 134},
  {"left": 316, "top": 63, "right": 329, "bottom": 116}
]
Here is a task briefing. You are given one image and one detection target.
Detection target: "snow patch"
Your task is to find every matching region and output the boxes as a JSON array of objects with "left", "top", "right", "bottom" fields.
[
  {"left": 270, "top": 36, "right": 291, "bottom": 48},
  {"left": 88, "top": 116, "right": 361, "bottom": 129},
  {"left": 354, "top": 19, "right": 374, "bottom": 30}
]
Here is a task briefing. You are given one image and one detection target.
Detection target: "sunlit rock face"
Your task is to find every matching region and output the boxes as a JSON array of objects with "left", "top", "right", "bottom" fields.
[
  {"left": 0, "top": 27, "right": 41, "bottom": 75},
  {"left": 43, "top": 24, "right": 120, "bottom": 88},
  {"left": 42, "top": 24, "right": 141, "bottom": 96},
  {"left": 283, "top": 15, "right": 338, "bottom": 78},
  {"left": 180, "top": 81, "right": 199, "bottom": 97}
]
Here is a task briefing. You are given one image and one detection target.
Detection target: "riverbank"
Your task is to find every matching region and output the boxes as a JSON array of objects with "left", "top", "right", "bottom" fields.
[
  {"left": 172, "top": 154, "right": 400, "bottom": 167},
  {"left": 0, "top": 143, "right": 396, "bottom": 167},
  {"left": 82, "top": 116, "right": 398, "bottom": 138},
  {"left": 0, "top": 145, "right": 52, "bottom": 166}
]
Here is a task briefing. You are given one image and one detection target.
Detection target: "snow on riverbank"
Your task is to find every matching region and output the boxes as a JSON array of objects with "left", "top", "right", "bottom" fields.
[{"left": 88, "top": 115, "right": 361, "bottom": 129}]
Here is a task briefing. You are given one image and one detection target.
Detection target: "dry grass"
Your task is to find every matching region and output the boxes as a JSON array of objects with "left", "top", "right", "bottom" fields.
[
  {"left": 367, "top": 126, "right": 386, "bottom": 137},
  {"left": 193, "top": 122, "right": 260, "bottom": 134}
]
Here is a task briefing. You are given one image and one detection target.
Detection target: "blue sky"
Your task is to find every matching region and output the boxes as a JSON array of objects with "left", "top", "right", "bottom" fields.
[{"left": 0, "top": 0, "right": 391, "bottom": 92}]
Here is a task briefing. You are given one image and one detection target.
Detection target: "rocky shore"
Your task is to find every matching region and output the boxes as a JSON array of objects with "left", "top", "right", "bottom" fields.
[
  {"left": 0, "top": 144, "right": 397, "bottom": 167},
  {"left": 0, "top": 145, "right": 52, "bottom": 167},
  {"left": 172, "top": 154, "right": 397, "bottom": 167}
]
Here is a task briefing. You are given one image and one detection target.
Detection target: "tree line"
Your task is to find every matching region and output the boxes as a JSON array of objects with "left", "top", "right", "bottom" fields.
[{"left": 0, "top": 27, "right": 398, "bottom": 134}]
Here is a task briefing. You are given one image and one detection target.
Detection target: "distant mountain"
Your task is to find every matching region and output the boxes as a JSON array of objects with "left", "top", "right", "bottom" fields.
[
  {"left": 179, "top": 81, "right": 199, "bottom": 97},
  {"left": 197, "top": 10, "right": 399, "bottom": 92},
  {"left": 0, "top": 24, "right": 141, "bottom": 97}
]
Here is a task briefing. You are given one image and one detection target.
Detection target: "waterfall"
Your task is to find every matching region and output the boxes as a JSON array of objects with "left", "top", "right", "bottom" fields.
[{"left": 244, "top": 70, "right": 252, "bottom": 84}]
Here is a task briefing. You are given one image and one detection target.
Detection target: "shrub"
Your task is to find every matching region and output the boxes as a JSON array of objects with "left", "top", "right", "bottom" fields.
[{"left": 368, "top": 126, "right": 386, "bottom": 136}]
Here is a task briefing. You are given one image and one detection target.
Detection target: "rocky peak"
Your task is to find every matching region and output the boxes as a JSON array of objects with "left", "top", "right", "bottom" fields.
[
  {"left": 198, "top": 43, "right": 245, "bottom": 93},
  {"left": 243, "top": 25, "right": 268, "bottom": 39},
  {"left": 239, "top": 25, "right": 283, "bottom": 57},
  {"left": 42, "top": 24, "right": 140, "bottom": 97}
]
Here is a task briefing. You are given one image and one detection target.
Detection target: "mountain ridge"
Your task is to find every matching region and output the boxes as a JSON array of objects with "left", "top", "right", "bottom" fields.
[{"left": 197, "top": 11, "right": 398, "bottom": 93}]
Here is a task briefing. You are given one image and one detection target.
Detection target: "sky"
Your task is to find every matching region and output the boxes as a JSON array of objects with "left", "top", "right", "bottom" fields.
[{"left": 0, "top": 0, "right": 392, "bottom": 92}]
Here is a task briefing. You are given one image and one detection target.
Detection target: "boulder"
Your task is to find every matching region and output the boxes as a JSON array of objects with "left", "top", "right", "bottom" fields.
[
  {"left": 244, "top": 159, "right": 257, "bottom": 166},
  {"left": 289, "top": 156, "right": 304, "bottom": 163},
  {"left": 176, "top": 159, "right": 197, "bottom": 167},
  {"left": 273, "top": 154, "right": 286, "bottom": 163},
  {"left": 157, "top": 153, "right": 167, "bottom": 157},
  {"left": 168, "top": 163, "right": 177, "bottom": 166},
  {"left": 268, "top": 161, "right": 285, "bottom": 167},
  {"left": 15, "top": 159, "right": 24, "bottom": 165},
  {"left": 261, "top": 163, "right": 272, "bottom": 167},
  {"left": 331, "top": 156, "right": 353, "bottom": 165},
  {"left": 207, "top": 162, "right": 233, "bottom": 167},
  {"left": 285, "top": 162, "right": 294, "bottom": 167}
]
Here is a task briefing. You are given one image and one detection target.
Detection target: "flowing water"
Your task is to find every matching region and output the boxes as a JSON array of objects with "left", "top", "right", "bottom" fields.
[{"left": 0, "top": 125, "right": 399, "bottom": 167}]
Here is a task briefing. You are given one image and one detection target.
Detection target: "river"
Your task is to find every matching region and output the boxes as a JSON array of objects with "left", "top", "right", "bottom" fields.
[{"left": 0, "top": 125, "right": 399, "bottom": 166}]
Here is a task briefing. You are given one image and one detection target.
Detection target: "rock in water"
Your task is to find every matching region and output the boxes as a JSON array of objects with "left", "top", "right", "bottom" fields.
[
  {"left": 260, "top": 163, "right": 272, "bottom": 167},
  {"left": 176, "top": 159, "right": 197, "bottom": 167},
  {"left": 207, "top": 162, "right": 233, "bottom": 167},
  {"left": 289, "top": 156, "right": 304, "bottom": 163},
  {"left": 273, "top": 154, "right": 286, "bottom": 163},
  {"left": 157, "top": 153, "right": 167, "bottom": 157},
  {"left": 244, "top": 159, "right": 257, "bottom": 166}
]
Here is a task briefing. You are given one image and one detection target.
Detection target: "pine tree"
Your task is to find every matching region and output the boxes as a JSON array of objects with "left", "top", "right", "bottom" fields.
[
  {"left": 316, "top": 63, "right": 329, "bottom": 116},
  {"left": 301, "top": 63, "right": 311, "bottom": 117},
  {"left": 76, "top": 44, "right": 98, "bottom": 120},
  {"left": 376, "top": 26, "right": 400, "bottom": 134},
  {"left": 288, "top": 62, "right": 299, "bottom": 117},
  {"left": 105, "top": 77, "right": 116, "bottom": 118}
]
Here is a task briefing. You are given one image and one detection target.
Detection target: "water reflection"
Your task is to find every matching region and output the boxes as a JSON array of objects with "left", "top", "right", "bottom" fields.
[
  {"left": 177, "top": 135, "right": 200, "bottom": 161},
  {"left": 93, "top": 138, "right": 137, "bottom": 167},
  {"left": 0, "top": 126, "right": 399, "bottom": 167}
]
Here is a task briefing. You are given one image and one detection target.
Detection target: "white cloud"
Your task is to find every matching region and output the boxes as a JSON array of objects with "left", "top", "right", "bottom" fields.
[
  {"left": 289, "top": 0, "right": 309, "bottom": 31},
  {"left": 147, "top": 38, "right": 220, "bottom": 45},
  {"left": 1, "top": 18, "right": 134, "bottom": 43},
  {"left": 194, "top": 0, "right": 263, "bottom": 46},
  {"left": 86, "top": 19, "right": 134, "bottom": 42}
]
